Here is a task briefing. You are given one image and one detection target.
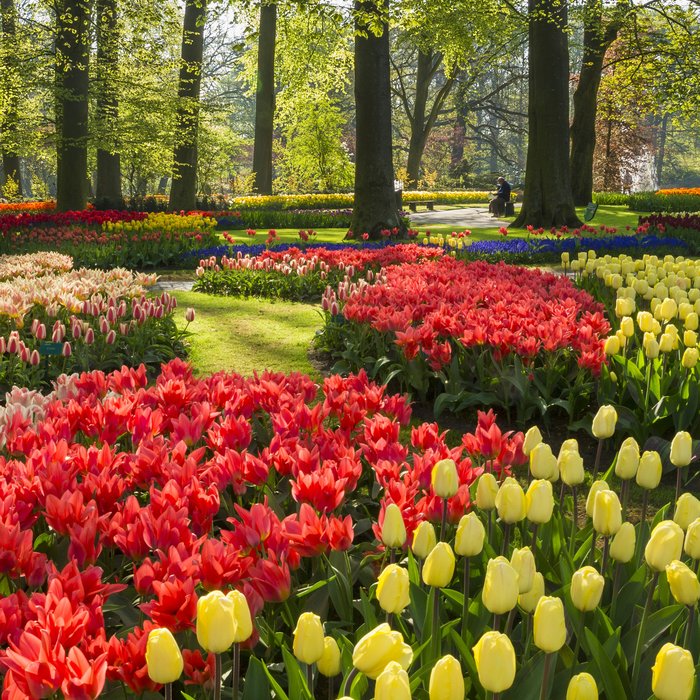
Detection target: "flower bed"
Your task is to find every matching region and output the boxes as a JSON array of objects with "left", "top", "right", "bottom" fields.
[
  {"left": 629, "top": 191, "right": 700, "bottom": 213},
  {"left": 0, "top": 252, "right": 73, "bottom": 281},
  {"left": 0, "top": 200, "right": 55, "bottom": 214},
  {"left": 320, "top": 258, "right": 609, "bottom": 423},
  {"left": 0, "top": 254, "right": 187, "bottom": 391},
  {"left": 193, "top": 243, "right": 444, "bottom": 301}
]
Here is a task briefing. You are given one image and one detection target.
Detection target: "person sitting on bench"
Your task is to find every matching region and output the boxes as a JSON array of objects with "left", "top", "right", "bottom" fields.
[{"left": 489, "top": 177, "right": 511, "bottom": 217}]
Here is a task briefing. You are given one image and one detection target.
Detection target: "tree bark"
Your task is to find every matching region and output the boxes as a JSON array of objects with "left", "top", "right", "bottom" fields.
[
  {"left": 252, "top": 2, "right": 276, "bottom": 195},
  {"left": 570, "top": 0, "right": 623, "bottom": 205},
  {"left": 0, "top": 0, "right": 22, "bottom": 197},
  {"left": 95, "top": 0, "right": 121, "bottom": 207},
  {"left": 512, "top": 0, "right": 581, "bottom": 229},
  {"left": 169, "top": 0, "right": 207, "bottom": 211},
  {"left": 655, "top": 112, "right": 669, "bottom": 187},
  {"left": 348, "top": 0, "right": 402, "bottom": 239},
  {"left": 55, "top": 0, "right": 91, "bottom": 211}
]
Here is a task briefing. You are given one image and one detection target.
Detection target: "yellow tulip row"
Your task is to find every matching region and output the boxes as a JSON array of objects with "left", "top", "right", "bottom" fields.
[{"left": 102, "top": 213, "right": 216, "bottom": 234}]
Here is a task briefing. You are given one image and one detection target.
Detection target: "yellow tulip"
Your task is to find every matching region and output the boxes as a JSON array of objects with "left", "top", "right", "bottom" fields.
[
  {"left": 570, "top": 566, "right": 605, "bottom": 612},
  {"left": 682, "top": 347, "right": 699, "bottom": 368},
  {"left": 375, "top": 661, "right": 411, "bottom": 700},
  {"left": 645, "top": 520, "right": 685, "bottom": 572},
  {"left": 411, "top": 521, "right": 437, "bottom": 559},
  {"left": 511, "top": 547, "right": 536, "bottom": 594},
  {"left": 533, "top": 596, "right": 566, "bottom": 652},
  {"left": 226, "top": 590, "right": 253, "bottom": 643},
  {"left": 423, "top": 542, "right": 456, "bottom": 588},
  {"left": 522, "top": 425, "right": 543, "bottom": 456},
  {"left": 146, "top": 628, "right": 184, "bottom": 684},
  {"left": 651, "top": 643, "right": 695, "bottom": 700},
  {"left": 659, "top": 332, "right": 674, "bottom": 353},
  {"left": 382, "top": 504, "right": 407, "bottom": 548},
  {"left": 519, "top": 570, "right": 545, "bottom": 613},
  {"left": 685, "top": 312, "right": 699, "bottom": 331},
  {"left": 495, "top": 477, "right": 526, "bottom": 523},
  {"left": 475, "top": 472, "right": 499, "bottom": 510},
  {"left": 636, "top": 451, "right": 662, "bottom": 490},
  {"left": 592, "top": 405, "right": 617, "bottom": 439},
  {"left": 377, "top": 564, "right": 411, "bottom": 614},
  {"left": 585, "top": 480, "right": 609, "bottom": 517},
  {"left": 429, "top": 654, "right": 464, "bottom": 700},
  {"left": 620, "top": 315, "right": 634, "bottom": 337},
  {"left": 352, "top": 623, "right": 413, "bottom": 679},
  {"left": 292, "top": 612, "right": 325, "bottom": 665},
  {"left": 317, "top": 637, "right": 341, "bottom": 677},
  {"left": 674, "top": 493, "right": 700, "bottom": 531},
  {"left": 666, "top": 560, "right": 700, "bottom": 606},
  {"left": 566, "top": 672, "right": 598, "bottom": 700},
  {"left": 645, "top": 337, "right": 660, "bottom": 359},
  {"left": 472, "top": 631, "right": 516, "bottom": 693},
  {"left": 592, "top": 489, "right": 622, "bottom": 536},
  {"left": 196, "top": 591, "right": 236, "bottom": 653},
  {"left": 526, "top": 479, "right": 554, "bottom": 524},
  {"left": 530, "top": 442, "right": 557, "bottom": 480},
  {"left": 454, "top": 512, "right": 485, "bottom": 557},
  {"left": 615, "top": 437, "right": 640, "bottom": 480},
  {"left": 670, "top": 431, "right": 693, "bottom": 467},
  {"left": 660, "top": 297, "right": 678, "bottom": 321},
  {"left": 603, "top": 335, "right": 620, "bottom": 355},
  {"left": 432, "top": 458, "right": 459, "bottom": 498},
  {"left": 559, "top": 450, "right": 585, "bottom": 486},
  {"left": 637, "top": 310, "right": 654, "bottom": 333},
  {"left": 482, "top": 556, "right": 519, "bottom": 614},
  {"left": 610, "top": 522, "right": 636, "bottom": 563},
  {"left": 685, "top": 518, "right": 700, "bottom": 559}
]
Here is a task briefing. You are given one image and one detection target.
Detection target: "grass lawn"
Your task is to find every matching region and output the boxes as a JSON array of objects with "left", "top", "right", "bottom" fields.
[{"left": 174, "top": 290, "right": 322, "bottom": 378}]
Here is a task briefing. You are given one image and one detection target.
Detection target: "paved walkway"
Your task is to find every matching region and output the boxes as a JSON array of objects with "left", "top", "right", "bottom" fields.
[
  {"left": 409, "top": 206, "right": 511, "bottom": 228},
  {"left": 153, "top": 279, "right": 195, "bottom": 292}
]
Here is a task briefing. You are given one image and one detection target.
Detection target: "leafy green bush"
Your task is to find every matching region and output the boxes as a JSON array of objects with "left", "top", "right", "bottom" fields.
[
  {"left": 593, "top": 192, "right": 630, "bottom": 205},
  {"left": 628, "top": 191, "right": 700, "bottom": 212}
]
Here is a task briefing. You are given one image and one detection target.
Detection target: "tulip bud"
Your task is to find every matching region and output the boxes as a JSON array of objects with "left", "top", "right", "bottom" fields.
[
  {"left": 293, "top": 612, "right": 325, "bottom": 665},
  {"left": 510, "top": 547, "right": 536, "bottom": 594},
  {"left": 472, "top": 632, "right": 516, "bottom": 693},
  {"left": 592, "top": 405, "right": 617, "bottom": 439},
  {"left": 645, "top": 337, "right": 660, "bottom": 359},
  {"left": 592, "top": 489, "right": 622, "bottom": 536},
  {"left": 682, "top": 348, "right": 699, "bottom": 368},
  {"left": 651, "top": 643, "right": 696, "bottom": 700},
  {"left": 615, "top": 437, "right": 640, "bottom": 480},
  {"left": 62, "top": 342, "right": 72, "bottom": 357},
  {"left": 566, "top": 672, "right": 598, "bottom": 700},
  {"left": 684, "top": 329, "right": 697, "bottom": 347},
  {"left": 495, "top": 477, "right": 526, "bottom": 524},
  {"left": 432, "top": 458, "right": 459, "bottom": 498},
  {"left": 570, "top": 566, "right": 605, "bottom": 612},
  {"left": 530, "top": 442, "right": 557, "bottom": 480},
  {"left": 429, "top": 654, "right": 464, "bottom": 700},
  {"left": 352, "top": 623, "right": 413, "bottom": 679},
  {"left": 559, "top": 450, "right": 585, "bottom": 486},
  {"left": 674, "top": 493, "right": 700, "bottom": 531},
  {"left": 636, "top": 451, "right": 662, "bottom": 490},
  {"left": 603, "top": 335, "right": 620, "bottom": 355},
  {"left": 381, "top": 504, "right": 407, "bottom": 548},
  {"left": 146, "top": 628, "right": 183, "bottom": 684},
  {"left": 411, "top": 521, "right": 436, "bottom": 560},
  {"left": 685, "top": 518, "right": 700, "bottom": 559},
  {"left": 585, "top": 480, "right": 610, "bottom": 518},
  {"left": 519, "top": 570, "right": 545, "bottom": 614},
  {"left": 659, "top": 333, "right": 674, "bottom": 353},
  {"left": 375, "top": 661, "right": 411, "bottom": 700},
  {"left": 317, "top": 637, "right": 341, "bottom": 677},
  {"left": 377, "top": 564, "right": 410, "bottom": 614},
  {"left": 610, "top": 522, "right": 636, "bottom": 563},
  {"left": 476, "top": 473, "right": 498, "bottom": 510},
  {"left": 646, "top": 520, "right": 684, "bottom": 572},
  {"left": 620, "top": 316, "right": 634, "bottom": 337},
  {"left": 454, "top": 512, "right": 485, "bottom": 557},
  {"left": 482, "top": 556, "right": 519, "bottom": 614},
  {"left": 185, "top": 307, "right": 196, "bottom": 323},
  {"left": 637, "top": 310, "right": 654, "bottom": 333},
  {"left": 29, "top": 349, "right": 40, "bottom": 366},
  {"left": 422, "top": 542, "right": 456, "bottom": 588},
  {"left": 660, "top": 297, "right": 678, "bottom": 320},
  {"left": 525, "top": 479, "right": 554, "bottom": 524},
  {"left": 522, "top": 425, "right": 543, "bottom": 456},
  {"left": 670, "top": 431, "right": 693, "bottom": 467},
  {"left": 666, "top": 560, "right": 700, "bottom": 606},
  {"left": 226, "top": 590, "right": 253, "bottom": 643},
  {"left": 196, "top": 590, "right": 236, "bottom": 653},
  {"left": 533, "top": 597, "right": 567, "bottom": 655}
]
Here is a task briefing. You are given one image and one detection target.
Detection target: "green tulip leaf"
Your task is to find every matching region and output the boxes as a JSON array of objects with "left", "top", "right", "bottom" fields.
[{"left": 584, "top": 627, "right": 629, "bottom": 698}]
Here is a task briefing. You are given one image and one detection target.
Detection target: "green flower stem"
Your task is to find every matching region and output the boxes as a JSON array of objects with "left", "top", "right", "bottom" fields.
[
  {"left": 493, "top": 613, "right": 501, "bottom": 632},
  {"left": 644, "top": 361, "right": 652, "bottom": 415},
  {"left": 569, "top": 486, "right": 578, "bottom": 559},
  {"left": 440, "top": 497, "right": 448, "bottom": 541},
  {"left": 592, "top": 438, "right": 604, "bottom": 480},
  {"left": 620, "top": 480, "right": 630, "bottom": 521},
  {"left": 341, "top": 667, "right": 359, "bottom": 696},
  {"left": 589, "top": 533, "right": 597, "bottom": 566},
  {"left": 611, "top": 563, "right": 622, "bottom": 612},
  {"left": 164, "top": 683, "right": 173, "bottom": 700},
  {"left": 531, "top": 524, "right": 539, "bottom": 559},
  {"left": 501, "top": 522, "right": 511, "bottom": 556},
  {"left": 504, "top": 607, "right": 517, "bottom": 637},
  {"left": 432, "top": 587, "right": 441, "bottom": 659},
  {"left": 573, "top": 611, "right": 585, "bottom": 667},
  {"left": 540, "top": 653, "right": 554, "bottom": 700},
  {"left": 487, "top": 510, "right": 493, "bottom": 549},
  {"left": 232, "top": 643, "right": 240, "bottom": 700},
  {"left": 684, "top": 605, "right": 695, "bottom": 650},
  {"left": 675, "top": 467, "right": 683, "bottom": 506},
  {"left": 601, "top": 536, "right": 610, "bottom": 574},
  {"left": 214, "top": 653, "right": 222, "bottom": 700},
  {"left": 306, "top": 663, "right": 314, "bottom": 697},
  {"left": 461, "top": 557, "right": 471, "bottom": 641},
  {"left": 631, "top": 570, "right": 659, "bottom": 694}
]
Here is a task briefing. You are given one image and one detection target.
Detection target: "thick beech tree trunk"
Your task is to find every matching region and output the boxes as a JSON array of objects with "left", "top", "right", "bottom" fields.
[
  {"left": 0, "top": 0, "right": 22, "bottom": 197},
  {"left": 169, "top": 0, "right": 207, "bottom": 211},
  {"left": 252, "top": 2, "right": 276, "bottom": 195},
  {"left": 570, "top": 0, "right": 622, "bottom": 205},
  {"left": 348, "top": 0, "right": 402, "bottom": 239},
  {"left": 655, "top": 113, "right": 669, "bottom": 187},
  {"left": 95, "top": 0, "right": 121, "bottom": 206},
  {"left": 512, "top": 0, "right": 581, "bottom": 228},
  {"left": 55, "top": 0, "right": 91, "bottom": 211}
]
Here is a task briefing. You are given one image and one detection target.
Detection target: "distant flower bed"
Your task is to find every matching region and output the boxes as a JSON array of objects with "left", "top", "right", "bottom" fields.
[
  {"left": 629, "top": 191, "right": 700, "bottom": 213},
  {"left": 0, "top": 200, "right": 55, "bottom": 214},
  {"left": 657, "top": 188, "right": 700, "bottom": 196},
  {"left": 320, "top": 258, "right": 610, "bottom": 423}
]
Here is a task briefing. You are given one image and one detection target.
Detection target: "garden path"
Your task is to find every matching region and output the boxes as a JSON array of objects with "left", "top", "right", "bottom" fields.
[{"left": 409, "top": 206, "right": 511, "bottom": 228}]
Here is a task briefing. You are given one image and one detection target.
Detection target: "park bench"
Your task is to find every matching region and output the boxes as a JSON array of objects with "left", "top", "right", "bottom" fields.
[{"left": 408, "top": 200, "right": 435, "bottom": 212}]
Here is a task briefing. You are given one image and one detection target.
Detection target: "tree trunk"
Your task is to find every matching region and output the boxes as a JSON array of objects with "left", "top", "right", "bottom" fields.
[
  {"left": 0, "top": 0, "right": 22, "bottom": 197},
  {"left": 512, "top": 0, "right": 581, "bottom": 228},
  {"left": 570, "top": 0, "right": 622, "bottom": 205},
  {"left": 348, "top": 0, "right": 402, "bottom": 239},
  {"left": 252, "top": 2, "right": 276, "bottom": 195},
  {"left": 55, "top": 0, "right": 91, "bottom": 211},
  {"left": 169, "top": 0, "right": 207, "bottom": 211},
  {"left": 95, "top": 0, "right": 121, "bottom": 207},
  {"left": 406, "top": 49, "right": 433, "bottom": 189},
  {"left": 655, "top": 112, "right": 669, "bottom": 187}
]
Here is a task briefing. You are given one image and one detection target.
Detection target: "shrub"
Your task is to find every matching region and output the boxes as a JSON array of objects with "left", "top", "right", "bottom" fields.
[{"left": 628, "top": 191, "right": 700, "bottom": 212}]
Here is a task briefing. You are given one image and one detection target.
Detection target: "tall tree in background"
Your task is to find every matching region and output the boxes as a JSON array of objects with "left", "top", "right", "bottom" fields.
[
  {"left": 252, "top": 1, "right": 276, "bottom": 194},
  {"left": 512, "top": 0, "right": 580, "bottom": 227},
  {"left": 95, "top": 0, "right": 122, "bottom": 205},
  {"left": 169, "top": 0, "right": 207, "bottom": 210},
  {"left": 55, "top": 0, "right": 91, "bottom": 211},
  {"left": 349, "top": 0, "right": 402, "bottom": 238},
  {"left": 0, "top": 0, "right": 22, "bottom": 196},
  {"left": 570, "top": 0, "right": 627, "bottom": 205}
]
